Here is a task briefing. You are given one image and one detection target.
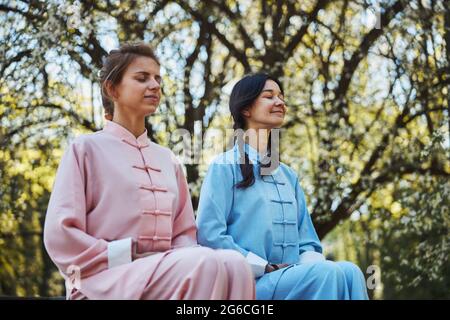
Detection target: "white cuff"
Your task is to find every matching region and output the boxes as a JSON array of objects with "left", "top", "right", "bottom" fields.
[
  {"left": 298, "top": 251, "right": 326, "bottom": 264},
  {"left": 246, "top": 252, "right": 268, "bottom": 278},
  {"left": 108, "top": 238, "right": 132, "bottom": 269}
]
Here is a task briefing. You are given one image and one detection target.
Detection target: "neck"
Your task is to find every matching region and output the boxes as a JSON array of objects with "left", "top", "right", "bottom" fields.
[
  {"left": 112, "top": 110, "right": 146, "bottom": 138},
  {"left": 244, "top": 127, "right": 270, "bottom": 154}
]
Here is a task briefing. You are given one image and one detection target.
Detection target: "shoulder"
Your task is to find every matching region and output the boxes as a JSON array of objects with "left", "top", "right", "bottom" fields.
[
  {"left": 147, "top": 141, "right": 185, "bottom": 174},
  {"left": 278, "top": 162, "right": 299, "bottom": 180},
  {"left": 65, "top": 131, "right": 103, "bottom": 155},
  {"left": 208, "top": 148, "right": 240, "bottom": 175},
  {"left": 203, "top": 149, "right": 239, "bottom": 183},
  {"left": 278, "top": 162, "right": 307, "bottom": 190},
  {"left": 210, "top": 148, "right": 239, "bottom": 166},
  {"left": 149, "top": 141, "right": 176, "bottom": 159}
]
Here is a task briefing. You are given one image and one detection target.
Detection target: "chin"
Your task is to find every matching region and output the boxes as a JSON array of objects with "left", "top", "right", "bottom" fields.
[
  {"left": 142, "top": 104, "right": 158, "bottom": 115},
  {"left": 270, "top": 119, "right": 284, "bottom": 128}
]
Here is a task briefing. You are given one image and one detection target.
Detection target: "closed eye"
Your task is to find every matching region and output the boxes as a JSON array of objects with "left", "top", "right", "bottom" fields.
[{"left": 265, "top": 95, "right": 285, "bottom": 102}]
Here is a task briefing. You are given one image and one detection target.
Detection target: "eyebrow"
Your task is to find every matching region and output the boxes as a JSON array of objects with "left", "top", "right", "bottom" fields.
[
  {"left": 262, "top": 89, "right": 283, "bottom": 95},
  {"left": 133, "top": 71, "right": 161, "bottom": 76}
]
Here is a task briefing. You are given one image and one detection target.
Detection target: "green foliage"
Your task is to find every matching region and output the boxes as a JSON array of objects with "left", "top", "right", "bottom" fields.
[{"left": 0, "top": 136, "right": 65, "bottom": 296}]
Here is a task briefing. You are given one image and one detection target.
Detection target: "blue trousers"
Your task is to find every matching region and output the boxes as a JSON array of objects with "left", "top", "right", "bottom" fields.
[{"left": 256, "top": 260, "right": 369, "bottom": 300}]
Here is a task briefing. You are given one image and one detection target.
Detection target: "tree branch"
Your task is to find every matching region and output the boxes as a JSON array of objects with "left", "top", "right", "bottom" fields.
[
  {"left": 332, "top": 0, "right": 406, "bottom": 122},
  {"left": 284, "top": 0, "right": 328, "bottom": 58},
  {"left": 176, "top": 1, "right": 251, "bottom": 72}
]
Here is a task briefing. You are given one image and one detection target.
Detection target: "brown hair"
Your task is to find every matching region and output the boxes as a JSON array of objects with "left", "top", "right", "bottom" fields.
[{"left": 99, "top": 43, "right": 160, "bottom": 117}]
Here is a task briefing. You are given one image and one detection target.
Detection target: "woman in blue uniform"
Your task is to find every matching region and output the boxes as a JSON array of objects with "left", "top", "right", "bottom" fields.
[{"left": 196, "top": 73, "right": 368, "bottom": 300}]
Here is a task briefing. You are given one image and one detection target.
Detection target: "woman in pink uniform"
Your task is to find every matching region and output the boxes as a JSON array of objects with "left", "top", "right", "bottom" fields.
[{"left": 43, "top": 43, "right": 255, "bottom": 300}]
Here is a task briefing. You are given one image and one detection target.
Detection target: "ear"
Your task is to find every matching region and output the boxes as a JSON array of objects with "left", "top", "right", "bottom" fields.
[
  {"left": 105, "top": 80, "right": 118, "bottom": 100},
  {"left": 241, "top": 108, "right": 251, "bottom": 118}
]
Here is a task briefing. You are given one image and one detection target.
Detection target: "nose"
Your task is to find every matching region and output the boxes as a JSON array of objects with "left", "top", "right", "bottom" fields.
[
  {"left": 147, "top": 77, "right": 161, "bottom": 90},
  {"left": 275, "top": 96, "right": 285, "bottom": 107}
]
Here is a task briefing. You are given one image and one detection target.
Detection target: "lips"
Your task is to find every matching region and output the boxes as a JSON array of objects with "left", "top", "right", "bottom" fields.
[
  {"left": 143, "top": 94, "right": 160, "bottom": 103},
  {"left": 144, "top": 95, "right": 159, "bottom": 99}
]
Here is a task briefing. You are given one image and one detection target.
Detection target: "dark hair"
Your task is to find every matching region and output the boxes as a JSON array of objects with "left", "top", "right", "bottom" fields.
[
  {"left": 99, "top": 43, "right": 160, "bottom": 117},
  {"left": 229, "top": 73, "right": 284, "bottom": 189}
]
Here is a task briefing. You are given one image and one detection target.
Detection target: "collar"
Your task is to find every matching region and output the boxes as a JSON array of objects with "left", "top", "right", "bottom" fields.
[
  {"left": 233, "top": 142, "right": 281, "bottom": 175},
  {"left": 233, "top": 142, "right": 264, "bottom": 164},
  {"left": 103, "top": 120, "right": 149, "bottom": 148}
]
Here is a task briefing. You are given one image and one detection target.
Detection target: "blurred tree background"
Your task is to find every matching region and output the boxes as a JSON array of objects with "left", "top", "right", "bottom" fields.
[{"left": 0, "top": 0, "right": 449, "bottom": 299}]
